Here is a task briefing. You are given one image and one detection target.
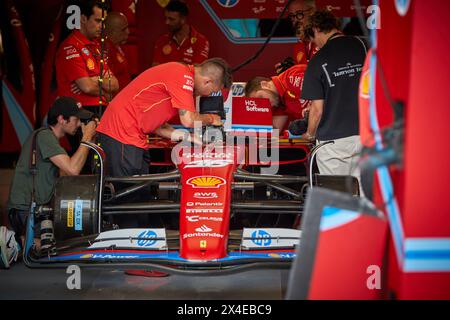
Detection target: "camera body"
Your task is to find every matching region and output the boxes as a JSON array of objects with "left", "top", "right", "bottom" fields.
[
  {"left": 80, "top": 114, "right": 99, "bottom": 125},
  {"left": 276, "top": 57, "right": 295, "bottom": 75},
  {"left": 288, "top": 111, "right": 309, "bottom": 135},
  {"left": 199, "top": 96, "right": 226, "bottom": 144}
]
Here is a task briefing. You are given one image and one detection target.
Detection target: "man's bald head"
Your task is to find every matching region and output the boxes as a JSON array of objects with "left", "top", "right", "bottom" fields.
[
  {"left": 105, "top": 12, "right": 129, "bottom": 45},
  {"left": 194, "top": 58, "right": 232, "bottom": 96}
]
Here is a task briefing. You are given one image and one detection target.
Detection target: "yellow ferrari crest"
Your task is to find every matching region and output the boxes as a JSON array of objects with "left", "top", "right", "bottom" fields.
[
  {"left": 191, "top": 37, "right": 197, "bottom": 44},
  {"left": 86, "top": 58, "right": 95, "bottom": 70},
  {"left": 156, "top": 0, "right": 170, "bottom": 8},
  {"left": 162, "top": 44, "right": 172, "bottom": 55},
  {"left": 116, "top": 52, "right": 124, "bottom": 63},
  {"left": 360, "top": 70, "right": 371, "bottom": 98}
]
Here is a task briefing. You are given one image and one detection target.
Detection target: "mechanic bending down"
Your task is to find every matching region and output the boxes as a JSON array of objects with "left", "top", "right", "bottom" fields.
[
  {"left": 300, "top": 10, "right": 367, "bottom": 192},
  {"left": 96, "top": 57, "right": 232, "bottom": 178},
  {"left": 244, "top": 64, "right": 310, "bottom": 131},
  {"left": 7, "top": 97, "right": 98, "bottom": 248}
]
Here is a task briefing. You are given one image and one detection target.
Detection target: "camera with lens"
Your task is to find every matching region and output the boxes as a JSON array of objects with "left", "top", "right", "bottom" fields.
[
  {"left": 34, "top": 206, "right": 57, "bottom": 256},
  {"left": 288, "top": 111, "right": 309, "bottom": 136},
  {"left": 276, "top": 57, "right": 296, "bottom": 75},
  {"left": 199, "top": 96, "right": 226, "bottom": 144}
]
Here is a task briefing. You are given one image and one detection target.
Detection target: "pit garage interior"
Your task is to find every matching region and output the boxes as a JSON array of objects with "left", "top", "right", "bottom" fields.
[{"left": 1, "top": 0, "right": 449, "bottom": 300}]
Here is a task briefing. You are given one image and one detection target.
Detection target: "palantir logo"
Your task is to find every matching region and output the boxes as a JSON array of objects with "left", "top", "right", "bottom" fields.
[
  {"left": 252, "top": 230, "right": 272, "bottom": 246},
  {"left": 137, "top": 230, "right": 157, "bottom": 247},
  {"left": 217, "top": 0, "right": 239, "bottom": 8}
]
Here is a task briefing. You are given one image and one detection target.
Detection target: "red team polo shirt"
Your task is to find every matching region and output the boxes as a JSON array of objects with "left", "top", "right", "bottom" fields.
[
  {"left": 105, "top": 38, "right": 131, "bottom": 90},
  {"left": 55, "top": 30, "right": 113, "bottom": 106},
  {"left": 96, "top": 62, "right": 196, "bottom": 149},
  {"left": 153, "top": 26, "right": 209, "bottom": 65},
  {"left": 293, "top": 40, "right": 318, "bottom": 65},
  {"left": 272, "top": 64, "right": 309, "bottom": 121}
]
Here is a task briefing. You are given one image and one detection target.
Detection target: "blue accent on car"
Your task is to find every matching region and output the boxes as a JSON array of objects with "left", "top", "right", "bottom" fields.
[
  {"left": 368, "top": 12, "right": 450, "bottom": 272},
  {"left": 45, "top": 250, "right": 296, "bottom": 262},
  {"left": 74, "top": 200, "right": 83, "bottom": 231},
  {"left": 320, "top": 207, "right": 360, "bottom": 231},
  {"left": 2, "top": 81, "right": 33, "bottom": 146}
]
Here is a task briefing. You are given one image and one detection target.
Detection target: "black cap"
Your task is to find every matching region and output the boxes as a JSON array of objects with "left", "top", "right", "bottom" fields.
[{"left": 48, "top": 97, "right": 94, "bottom": 121}]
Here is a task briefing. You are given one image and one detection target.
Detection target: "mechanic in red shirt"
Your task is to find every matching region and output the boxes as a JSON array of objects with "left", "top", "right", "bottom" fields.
[
  {"left": 152, "top": 0, "right": 209, "bottom": 66},
  {"left": 96, "top": 57, "right": 232, "bottom": 177},
  {"left": 55, "top": 1, "right": 119, "bottom": 156},
  {"left": 245, "top": 64, "right": 310, "bottom": 132},
  {"left": 56, "top": 1, "right": 119, "bottom": 112},
  {"left": 105, "top": 11, "right": 131, "bottom": 91}
]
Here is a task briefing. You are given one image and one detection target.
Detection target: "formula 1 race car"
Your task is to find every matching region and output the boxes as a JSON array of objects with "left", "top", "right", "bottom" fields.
[
  {"left": 23, "top": 96, "right": 350, "bottom": 275},
  {"left": 23, "top": 136, "right": 314, "bottom": 274}
]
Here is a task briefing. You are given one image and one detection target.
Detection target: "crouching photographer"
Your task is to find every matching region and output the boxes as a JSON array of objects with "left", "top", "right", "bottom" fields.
[{"left": 6, "top": 97, "right": 98, "bottom": 255}]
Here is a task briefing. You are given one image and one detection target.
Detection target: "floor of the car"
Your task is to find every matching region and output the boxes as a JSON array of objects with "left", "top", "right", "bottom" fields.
[{"left": 0, "top": 262, "right": 290, "bottom": 299}]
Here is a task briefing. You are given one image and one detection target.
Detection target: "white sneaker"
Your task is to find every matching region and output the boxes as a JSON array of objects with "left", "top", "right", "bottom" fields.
[{"left": 0, "top": 226, "right": 20, "bottom": 269}]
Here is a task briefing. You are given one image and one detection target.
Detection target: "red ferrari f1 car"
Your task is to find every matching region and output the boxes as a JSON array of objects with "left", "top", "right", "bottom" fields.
[{"left": 22, "top": 96, "right": 329, "bottom": 275}]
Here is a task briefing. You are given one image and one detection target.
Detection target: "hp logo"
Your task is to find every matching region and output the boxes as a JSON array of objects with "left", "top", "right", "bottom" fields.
[
  {"left": 137, "top": 230, "right": 157, "bottom": 247},
  {"left": 252, "top": 230, "right": 272, "bottom": 246},
  {"left": 217, "top": 0, "right": 239, "bottom": 8},
  {"left": 231, "top": 83, "right": 245, "bottom": 96}
]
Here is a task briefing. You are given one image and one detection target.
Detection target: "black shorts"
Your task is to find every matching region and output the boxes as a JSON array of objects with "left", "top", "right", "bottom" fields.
[
  {"left": 97, "top": 133, "right": 155, "bottom": 228},
  {"left": 97, "top": 132, "right": 150, "bottom": 177}
]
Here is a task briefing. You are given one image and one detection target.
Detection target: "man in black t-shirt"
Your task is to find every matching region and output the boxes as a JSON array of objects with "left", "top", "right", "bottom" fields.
[{"left": 300, "top": 10, "right": 367, "bottom": 187}]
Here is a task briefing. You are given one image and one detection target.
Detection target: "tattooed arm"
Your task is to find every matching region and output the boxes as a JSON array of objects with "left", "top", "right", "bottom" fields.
[{"left": 178, "top": 109, "right": 222, "bottom": 128}]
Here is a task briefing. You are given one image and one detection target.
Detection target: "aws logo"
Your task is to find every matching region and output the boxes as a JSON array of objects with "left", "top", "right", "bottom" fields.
[
  {"left": 187, "top": 176, "right": 226, "bottom": 188},
  {"left": 194, "top": 192, "right": 218, "bottom": 199}
]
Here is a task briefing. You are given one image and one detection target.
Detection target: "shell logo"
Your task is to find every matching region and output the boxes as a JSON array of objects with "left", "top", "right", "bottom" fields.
[{"left": 187, "top": 176, "right": 226, "bottom": 188}]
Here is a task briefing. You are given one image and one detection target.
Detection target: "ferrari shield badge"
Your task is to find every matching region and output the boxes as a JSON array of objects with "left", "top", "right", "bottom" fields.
[
  {"left": 163, "top": 44, "right": 172, "bottom": 55},
  {"left": 116, "top": 52, "right": 124, "bottom": 63},
  {"left": 86, "top": 58, "right": 95, "bottom": 70},
  {"left": 157, "top": 0, "right": 170, "bottom": 8}
]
